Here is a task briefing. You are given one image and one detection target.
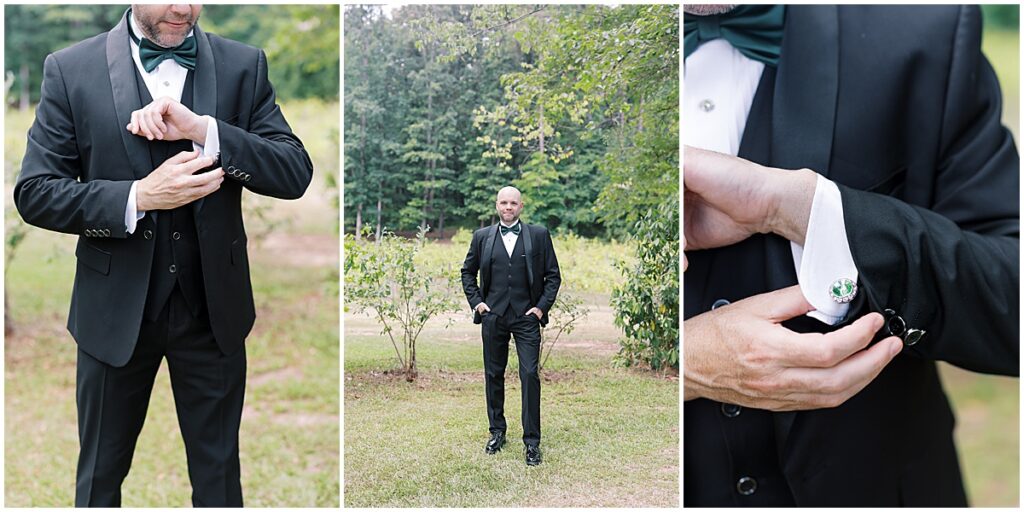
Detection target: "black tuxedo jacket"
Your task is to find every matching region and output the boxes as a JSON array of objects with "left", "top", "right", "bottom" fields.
[
  {"left": 13, "top": 12, "right": 313, "bottom": 367},
  {"left": 461, "top": 223, "right": 561, "bottom": 326},
  {"left": 685, "top": 5, "right": 1018, "bottom": 506}
]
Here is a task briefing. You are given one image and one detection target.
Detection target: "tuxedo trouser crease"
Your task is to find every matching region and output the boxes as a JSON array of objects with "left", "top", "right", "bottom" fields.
[{"left": 482, "top": 308, "right": 541, "bottom": 446}]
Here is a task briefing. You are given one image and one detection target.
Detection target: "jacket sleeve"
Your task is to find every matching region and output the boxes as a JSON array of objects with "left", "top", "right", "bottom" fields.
[
  {"left": 461, "top": 231, "right": 483, "bottom": 310},
  {"left": 535, "top": 229, "right": 561, "bottom": 313},
  {"left": 217, "top": 50, "right": 313, "bottom": 200},
  {"left": 841, "top": 7, "right": 1018, "bottom": 376},
  {"left": 14, "top": 53, "right": 134, "bottom": 239}
]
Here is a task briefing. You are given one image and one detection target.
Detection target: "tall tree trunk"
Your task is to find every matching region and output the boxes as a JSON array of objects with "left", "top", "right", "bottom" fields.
[
  {"left": 355, "top": 204, "right": 363, "bottom": 240},
  {"left": 375, "top": 196, "right": 383, "bottom": 243}
]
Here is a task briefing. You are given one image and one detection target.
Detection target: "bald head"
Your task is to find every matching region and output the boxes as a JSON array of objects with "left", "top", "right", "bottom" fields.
[{"left": 495, "top": 186, "right": 524, "bottom": 225}]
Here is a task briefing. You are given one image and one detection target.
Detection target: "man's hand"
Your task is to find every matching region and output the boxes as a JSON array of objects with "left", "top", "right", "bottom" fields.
[
  {"left": 525, "top": 307, "right": 543, "bottom": 320},
  {"left": 475, "top": 302, "right": 491, "bottom": 315},
  {"left": 126, "top": 96, "right": 207, "bottom": 143},
  {"left": 136, "top": 150, "right": 224, "bottom": 212},
  {"left": 683, "top": 146, "right": 817, "bottom": 266},
  {"left": 684, "top": 286, "right": 903, "bottom": 411}
]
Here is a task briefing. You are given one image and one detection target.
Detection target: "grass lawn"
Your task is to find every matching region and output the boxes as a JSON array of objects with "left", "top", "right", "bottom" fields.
[
  {"left": 344, "top": 303, "right": 680, "bottom": 507},
  {"left": 4, "top": 101, "right": 340, "bottom": 507}
]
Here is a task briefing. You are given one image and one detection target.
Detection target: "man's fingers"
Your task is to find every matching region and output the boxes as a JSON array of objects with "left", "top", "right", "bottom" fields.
[
  {"left": 183, "top": 167, "right": 224, "bottom": 187},
  {"left": 166, "top": 150, "right": 201, "bottom": 166},
  {"left": 148, "top": 108, "right": 167, "bottom": 139},
  {"left": 743, "top": 285, "right": 814, "bottom": 323},
  {"left": 782, "top": 337, "right": 902, "bottom": 408},
  {"left": 783, "top": 312, "right": 885, "bottom": 368},
  {"left": 176, "top": 155, "right": 217, "bottom": 175}
]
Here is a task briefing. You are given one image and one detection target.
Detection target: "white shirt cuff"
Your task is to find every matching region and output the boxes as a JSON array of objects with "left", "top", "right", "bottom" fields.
[
  {"left": 790, "top": 174, "right": 859, "bottom": 325},
  {"left": 192, "top": 115, "right": 220, "bottom": 158},
  {"left": 125, "top": 181, "right": 145, "bottom": 234}
]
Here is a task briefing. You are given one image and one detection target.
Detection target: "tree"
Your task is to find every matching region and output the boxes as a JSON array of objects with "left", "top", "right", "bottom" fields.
[{"left": 344, "top": 228, "right": 461, "bottom": 380}]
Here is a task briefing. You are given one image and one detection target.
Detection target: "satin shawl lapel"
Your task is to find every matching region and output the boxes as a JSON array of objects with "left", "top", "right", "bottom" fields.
[
  {"left": 191, "top": 23, "right": 217, "bottom": 216},
  {"left": 521, "top": 223, "right": 535, "bottom": 287},
  {"left": 106, "top": 12, "right": 150, "bottom": 182},
  {"left": 769, "top": 4, "right": 840, "bottom": 461},
  {"left": 481, "top": 224, "right": 499, "bottom": 287},
  {"left": 771, "top": 5, "right": 839, "bottom": 180}
]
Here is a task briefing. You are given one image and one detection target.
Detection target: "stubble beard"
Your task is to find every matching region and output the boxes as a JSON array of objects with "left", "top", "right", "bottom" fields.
[{"left": 134, "top": 10, "right": 196, "bottom": 48}]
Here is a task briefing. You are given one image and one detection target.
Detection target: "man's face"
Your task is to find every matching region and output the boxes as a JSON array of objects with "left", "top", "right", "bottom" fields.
[
  {"left": 683, "top": 4, "right": 737, "bottom": 16},
  {"left": 495, "top": 189, "right": 524, "bottom": 224},
  {"left": 132, "top": 4, "right": 202, "bottom": 48}
]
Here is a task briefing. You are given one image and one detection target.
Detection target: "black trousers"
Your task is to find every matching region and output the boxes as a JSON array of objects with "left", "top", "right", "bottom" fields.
[
  {"left": 481, "top": 307, "right": 541, "bottom": 447},
  {"left": 75, "top": 286, "right": 246, "bottom": 507}
]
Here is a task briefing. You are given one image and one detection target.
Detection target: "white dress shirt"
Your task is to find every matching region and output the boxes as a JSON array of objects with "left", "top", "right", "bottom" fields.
[
  {"left": 684, "top": 40, "right": 858, "bottom": 324},
  {"left": 124, "top": 13, "right": 220, "bottom": 234},
  {"left": 499, "top": 220, "right": 520, "bottom": 257}
]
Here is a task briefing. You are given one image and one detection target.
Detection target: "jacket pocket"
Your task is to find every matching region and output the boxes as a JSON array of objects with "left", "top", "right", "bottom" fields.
[{"left": 76, "top": 242, "right": 110, "bottom": 276}]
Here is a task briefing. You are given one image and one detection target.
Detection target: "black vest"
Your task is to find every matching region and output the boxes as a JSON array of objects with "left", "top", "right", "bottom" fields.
[
  {"left": 133, "top": 69, "right": 206, "bottom": 321},
  {"left": 684, "top": 66, "right": 800, "bottom": 507},
  {"left": 485, "top": 230, "right": 532, "bottom": 317}
]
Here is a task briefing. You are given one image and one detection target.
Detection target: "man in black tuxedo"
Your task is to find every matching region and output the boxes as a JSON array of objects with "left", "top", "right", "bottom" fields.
[
  {"left": 14, "top": 5, "right": 313, "bottom": 507},
  {"left": 683, "top": 5, "right": 1018, "bottom": 506},
  {"left": 460, "top": 186, "right": 561, "bottom": 466}
]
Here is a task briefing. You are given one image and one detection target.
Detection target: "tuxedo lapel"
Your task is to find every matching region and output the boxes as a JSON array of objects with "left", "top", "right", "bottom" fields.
[
  {"left": 769, "top": 4, "right": 840, "bottom": 458},
  {"left": 106, "top": 11, "right": 151, "bottom": 181},
  {"left": 771, "top": 5, "right": 839, "bottom": 179},
  {"left": 521, "top": 223, "right": 535, "bottom": 287},
  {"left": 191, "top": 24, "right": 218, "bottom": 216},
  {"left": 481, "top": 224, "right": 498, "bottom": 285}
]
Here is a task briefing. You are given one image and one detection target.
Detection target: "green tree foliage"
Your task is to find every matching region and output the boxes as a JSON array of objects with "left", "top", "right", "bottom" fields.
[
  {"left": 5, "top": 5, "right": 338, "bottom": 106},
  {"left": 611, "top": 198, "right": 679, "bottom": 371},
  {"left": 344, "top": 228, "right": 461, "bottom": 381}
]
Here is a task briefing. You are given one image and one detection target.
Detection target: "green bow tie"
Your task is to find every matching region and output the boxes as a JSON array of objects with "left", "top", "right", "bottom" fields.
[
  {"left": 127, "top": 12, "right": 197, "bottom": 72},
  {"left": 500, "top": 224, "right": 521, "bottom": 236},
  {"left": 684, "top": 5, "right": 785, "bottom": 67}
]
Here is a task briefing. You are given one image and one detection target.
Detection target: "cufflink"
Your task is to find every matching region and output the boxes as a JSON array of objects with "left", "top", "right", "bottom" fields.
[{"left": 829, "top": 278, "right": 857, "bottom": 303}]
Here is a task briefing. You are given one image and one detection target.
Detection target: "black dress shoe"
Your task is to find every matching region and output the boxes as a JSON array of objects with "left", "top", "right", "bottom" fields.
[
  {"left": 485, "top": 431, "right": 506, "bottom": 454},
  {"left": 525, "top": 444, "right": 542, "bottom": 466}
]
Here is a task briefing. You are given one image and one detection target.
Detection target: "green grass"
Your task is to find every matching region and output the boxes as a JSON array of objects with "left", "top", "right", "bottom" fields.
[
  {"left": 4, "top": 101, "right": 340, "bottom": 506},
  {"left": 940, "top": 364, "right": 1019, "bottom": 507},
  {"left": 344, "top": 304, "right": 679, "bottom": 507}
]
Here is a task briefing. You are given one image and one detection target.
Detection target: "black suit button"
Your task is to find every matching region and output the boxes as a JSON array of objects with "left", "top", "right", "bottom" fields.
[
  {"left": 508, "top": 274, "right": 512, "bottom": 279},
  {"left": 172, "top": 231, "right": 181, "bottom": 240},
  {"left": 711, "top": 298, "right": 730, "bottom": 310},
  {"left": 721, "top": 403, "right": 742, "bottom": 418},
  {"left": 883, "top": 308, "right": 906, "bottom": 337},
  {"left": 169, "top": 264, "right": 177, "bottom": 274},
  {"left": 143, "top": 229, "right": 153, "bottom": 240},
  {"left": 736, "top": 476, "right": 757, "bottom": 496}
]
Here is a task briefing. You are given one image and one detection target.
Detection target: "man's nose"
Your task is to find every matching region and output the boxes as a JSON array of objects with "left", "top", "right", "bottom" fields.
[{"left": 169, "top": 4, "right": 191, "bottom": 15}]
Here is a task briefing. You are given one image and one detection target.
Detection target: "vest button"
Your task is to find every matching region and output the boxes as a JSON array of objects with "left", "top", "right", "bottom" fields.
[
  {"left": 169, "top": 264, "right": 177, "bottom": 274},
  {"left": 736, "top": 476, "right": 757, "bottom": 496},
  {"left": 172, "top": 231, "right": 181, "bottom": 240},
  {"left": 720, "top": 403, "right": 742, "bottom": 418},
  {"left": 143, "top": 229, "right": 153, "bottom": 240}
]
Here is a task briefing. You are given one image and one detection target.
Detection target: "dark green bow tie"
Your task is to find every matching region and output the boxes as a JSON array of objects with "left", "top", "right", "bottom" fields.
[
  {"left": 500, "top": 223, "right": 521, "bottom": 236},
  {"left": 127, "top": 13, "right": 197, "bottom": 72},
  {"left": 684, "top": 5, "right": 785, "bottom": 67}
]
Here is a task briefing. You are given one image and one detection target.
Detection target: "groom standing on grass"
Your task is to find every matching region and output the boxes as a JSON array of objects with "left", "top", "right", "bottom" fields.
[
  {"left": 14, "top": 4, "right": 312, "bottom": 506},
  {"left": 460, "top": 186, "right": 561, "bottom": 466}
]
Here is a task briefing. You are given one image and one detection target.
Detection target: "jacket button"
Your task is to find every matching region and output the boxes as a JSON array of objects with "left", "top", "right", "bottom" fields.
[
  {"left": 721, "top": 403, "right": 742, "bottom": 418},
  {"left": 143, "top": 229, "right": 153, "bottom": 240},
  {"left": 169, "top": 264, "right": 177, "bottom": 274},
  {"left": 736, "top": 476, "right": 757, "bottom": 496},
  {"left": 172, "top": 231, "right": 181, "bottom": 240},
  {"left": 883, "top": 309, "right": 906, "bottom": 337},
  {"left": 905, "top": 328, "right": 925, "bottom": 346},
  {"left": 711, "top": 298, "right": 730, "bottom": 310}
]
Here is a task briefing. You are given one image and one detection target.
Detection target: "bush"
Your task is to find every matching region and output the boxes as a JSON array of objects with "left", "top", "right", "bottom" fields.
[{"left": 611, "top": 199, "right": 679, "bottom": 371}]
